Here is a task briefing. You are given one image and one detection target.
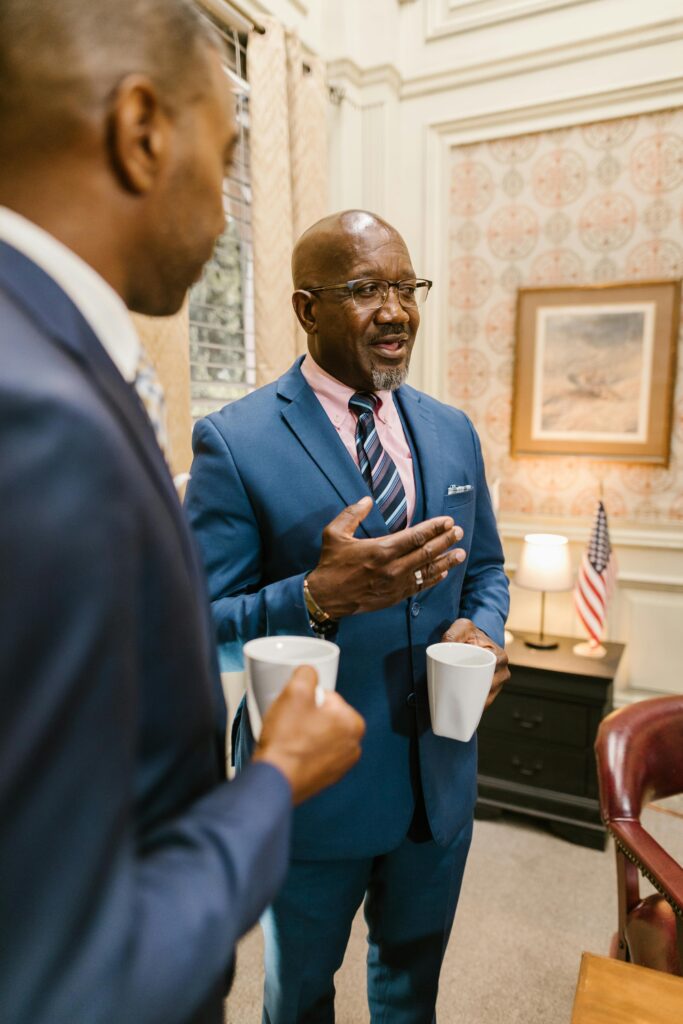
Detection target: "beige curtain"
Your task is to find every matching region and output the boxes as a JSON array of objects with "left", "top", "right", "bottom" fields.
[
  {"left": 132, "top": 306, "right": 193, "bottom": 476},
  {"left": 248, "top": 17, "right": 329, "bottom": 386}
]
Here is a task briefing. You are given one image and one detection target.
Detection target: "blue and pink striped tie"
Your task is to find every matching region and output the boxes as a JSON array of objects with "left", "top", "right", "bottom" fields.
[{"left": 349, "top": 392, "right": 408, "bottom": 533}]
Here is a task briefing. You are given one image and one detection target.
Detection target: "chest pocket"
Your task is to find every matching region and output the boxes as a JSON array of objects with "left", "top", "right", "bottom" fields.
[{"left": 444, "top": 488, "right": 475, "bottom": 514}]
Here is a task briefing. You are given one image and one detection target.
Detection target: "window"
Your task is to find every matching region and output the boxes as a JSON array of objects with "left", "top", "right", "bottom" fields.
[{"left": 189, "top": 26, "right": 255, "bottom": 420}]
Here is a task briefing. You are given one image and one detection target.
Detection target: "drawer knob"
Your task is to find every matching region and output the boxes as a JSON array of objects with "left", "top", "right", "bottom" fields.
[
  {"left": 512, "top": 710, "right": 544, "bottom": 730},
  {"left": 511, "top": 755, "right": 543, "bottom": 777}
]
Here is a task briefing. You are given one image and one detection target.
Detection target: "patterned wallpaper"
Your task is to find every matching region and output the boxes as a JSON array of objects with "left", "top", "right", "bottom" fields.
[{"left": 447, "top": 108, "right": 683, "bottom": 525}]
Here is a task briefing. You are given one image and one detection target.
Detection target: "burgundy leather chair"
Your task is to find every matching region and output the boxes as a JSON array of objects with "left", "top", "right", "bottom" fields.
[{"left": 595, "top": 695, "right": 683, "bottom": 976}]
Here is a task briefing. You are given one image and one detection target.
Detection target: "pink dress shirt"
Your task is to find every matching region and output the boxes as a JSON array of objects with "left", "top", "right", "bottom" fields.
[{"left": 300, "top": 354, "right": 416, "bottom": 526}]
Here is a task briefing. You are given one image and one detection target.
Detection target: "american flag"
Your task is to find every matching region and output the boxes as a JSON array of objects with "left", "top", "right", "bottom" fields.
[{"left": 574, "top": 501, "right": 617, "bottom": 646}]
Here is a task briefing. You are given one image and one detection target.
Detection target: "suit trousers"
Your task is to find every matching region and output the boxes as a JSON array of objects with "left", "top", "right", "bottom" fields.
[{"left": 260, "top": 818, "right": 473, "bottom": 1024}]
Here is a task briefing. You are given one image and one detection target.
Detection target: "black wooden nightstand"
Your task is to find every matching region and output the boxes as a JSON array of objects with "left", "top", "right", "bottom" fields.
[{"left": 476, "top": 634, "right": 625, "bottom": 849}]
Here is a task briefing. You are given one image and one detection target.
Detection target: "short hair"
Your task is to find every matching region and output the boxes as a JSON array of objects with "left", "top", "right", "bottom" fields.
[{"left": 0, "top": 0, "right": 222, "bottom": 156}]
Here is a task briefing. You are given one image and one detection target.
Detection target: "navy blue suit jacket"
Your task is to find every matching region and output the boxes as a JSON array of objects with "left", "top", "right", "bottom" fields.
[
  {"left": 186, "top": 359, "right": 509, "bottom": 860},
  {"left": 0, "top": 243, "right": 292, "bottom": 1024}
]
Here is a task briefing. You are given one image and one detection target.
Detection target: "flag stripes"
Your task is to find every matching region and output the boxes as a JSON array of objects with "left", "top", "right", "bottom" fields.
[{"left": 574, "top": 500, "right": 617, "bottom": 646}]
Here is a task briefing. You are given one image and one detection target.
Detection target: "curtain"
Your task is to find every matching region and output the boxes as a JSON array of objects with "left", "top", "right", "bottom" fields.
[
  {"left": 248, "top": 17, "right": 329, "bottom": 386},
  {"left": 132, "top": 305, "right": 193, "bottom": 476}
]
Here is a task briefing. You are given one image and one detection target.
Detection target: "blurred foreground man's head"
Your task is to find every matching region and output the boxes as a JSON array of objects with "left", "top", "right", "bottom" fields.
[{"left": 0, "top": 0, "right": 237, "bottom": 315}]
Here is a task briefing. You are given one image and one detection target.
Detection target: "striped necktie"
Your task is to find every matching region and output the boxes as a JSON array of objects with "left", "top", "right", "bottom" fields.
[
  {"left": 133, "top": 345, "right": 169, "bottom": 458},
  {"left": 349, "top": 392, "right": 408, "bottom": 533}
]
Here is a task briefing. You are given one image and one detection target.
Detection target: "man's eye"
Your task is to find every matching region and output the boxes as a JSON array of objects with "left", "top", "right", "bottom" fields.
[
  {"left": 399, "top": 285, "right": 417, "bottom": 298},
  {"left": 354, "top": 283, "right": 381, "bottom": 298}
]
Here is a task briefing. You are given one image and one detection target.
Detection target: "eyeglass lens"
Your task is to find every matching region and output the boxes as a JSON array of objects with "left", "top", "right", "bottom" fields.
[{"left": 351, "top": 281, "right": 429, "bottom": 310}]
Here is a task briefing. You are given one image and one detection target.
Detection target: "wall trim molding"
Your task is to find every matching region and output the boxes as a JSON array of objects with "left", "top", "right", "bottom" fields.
[
  {"left": 425, "top": 0, "right": 591, "bottom": 40},
  {"left": 617, "top": 572, "right": 683, "bottom": 591},
  {"left": 422, "top": 74, "right": 683, "bottom": 401},
  {"left": 326, "top": 20, "right": 683, "bottom": 103},
  {"left": 499, "top": 518, "right": 683, "bottom": 550},
  {"left": 327, "top": 58, "right": 402, "bottom": 98},
  {"left": 403, "top": 18, "right": 683, "bottom": 99}
]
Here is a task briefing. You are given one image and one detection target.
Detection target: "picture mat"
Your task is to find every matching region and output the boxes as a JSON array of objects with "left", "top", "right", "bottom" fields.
[{"left": 531, "top": 302, "right": 655, "bottom": 443}]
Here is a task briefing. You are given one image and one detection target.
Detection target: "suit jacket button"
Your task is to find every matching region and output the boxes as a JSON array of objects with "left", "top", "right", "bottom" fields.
[
  {"left": 411, "top": 603, "right": 421, "bottom": 618},
  {"left": 406, "top": 692, "right": 416, "bottom": 707}
]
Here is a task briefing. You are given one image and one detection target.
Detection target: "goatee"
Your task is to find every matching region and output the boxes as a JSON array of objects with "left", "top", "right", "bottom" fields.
[{"left": 371, "top": 363, "right": 410, "bottom": 391}]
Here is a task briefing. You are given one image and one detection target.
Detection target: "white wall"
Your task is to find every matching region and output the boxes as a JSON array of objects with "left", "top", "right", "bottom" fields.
[{"left": 243, "top": 0, "right": 683, "bottom": 700}]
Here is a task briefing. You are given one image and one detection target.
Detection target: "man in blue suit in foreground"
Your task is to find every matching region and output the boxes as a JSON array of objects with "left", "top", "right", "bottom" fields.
[
  {"left": 0, "top": 4, "right": 366, "bottom": 1023},
  {"left": 186, "top": 209, "right": 511, "bottom": 1022}
]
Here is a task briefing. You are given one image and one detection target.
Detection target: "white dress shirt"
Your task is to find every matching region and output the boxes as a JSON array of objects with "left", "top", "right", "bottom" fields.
[{"left": 0, "top": 206, "right": 140, "bottom": 382}]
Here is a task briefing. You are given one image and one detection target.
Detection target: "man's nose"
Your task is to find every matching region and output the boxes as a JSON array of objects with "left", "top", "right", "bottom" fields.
[{"left": 375, "top": 285, "right": 410, "bottom": 323}]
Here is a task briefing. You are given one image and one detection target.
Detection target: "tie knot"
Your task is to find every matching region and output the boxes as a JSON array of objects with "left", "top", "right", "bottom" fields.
[{"left": 349, "top": 391, "right": 379, "bottom": 417}]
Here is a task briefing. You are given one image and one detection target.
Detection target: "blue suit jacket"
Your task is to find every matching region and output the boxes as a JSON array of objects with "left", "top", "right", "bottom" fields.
[
  {"left": 0, "top": 243, "right": 293, "bottom": 1024},
  {"left": 186, "top": 358, "right": 509, "bottom": 860}
]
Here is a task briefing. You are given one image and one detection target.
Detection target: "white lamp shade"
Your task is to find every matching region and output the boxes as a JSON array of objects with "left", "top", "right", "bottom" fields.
[{"left": 515, "top": 533, "right": 573, "bottom": 592}]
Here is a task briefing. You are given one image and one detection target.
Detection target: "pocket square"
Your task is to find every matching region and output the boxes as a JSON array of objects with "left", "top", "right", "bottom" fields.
[{"left": 447, "top": 484, "right": 473, "bottom": 495}]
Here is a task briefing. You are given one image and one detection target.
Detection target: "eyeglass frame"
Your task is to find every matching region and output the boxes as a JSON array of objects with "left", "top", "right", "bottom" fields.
[{"left": 301, "top": 277, "right": 433, "bottom": 310}]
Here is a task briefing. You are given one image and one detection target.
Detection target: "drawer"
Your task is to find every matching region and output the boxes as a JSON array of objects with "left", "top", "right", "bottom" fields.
[
  {"left": 481, "top": 691, "right": 589, "bottom": 748},
  {"left": 478, "top": 734, "right": 587, "bottom": 796}
]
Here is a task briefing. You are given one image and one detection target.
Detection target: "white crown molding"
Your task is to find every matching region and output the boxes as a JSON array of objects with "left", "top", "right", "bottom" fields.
[
  {"left": 327, "top": 58, "right": 403, "bottom": 98},
  {"left": 422, "top": 73, "right": 683, "bottom": 402},
  {"left": 402, "top": 18, "right": 683, "bottom": 99},
  {"left": 326, "top": 20, "right": 683, "bottom": 104},
  {"left": 425, "top": 0, "right": 592, "bottom": 40}
]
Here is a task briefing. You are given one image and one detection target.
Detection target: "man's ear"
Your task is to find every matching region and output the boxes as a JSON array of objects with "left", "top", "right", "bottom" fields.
[
  {"left": 108, "top": 74, "right": 170, "bottom": 194},
  {"left": 292, "top": 290, "right": 318, "bottom": 334}
]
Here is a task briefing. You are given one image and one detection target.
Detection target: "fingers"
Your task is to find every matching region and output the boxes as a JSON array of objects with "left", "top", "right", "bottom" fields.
[
  {"left": 441, "top": 618, "right": 475, "bottom": 643},
  {"left": 321, "top": 691, "right": 366, "bottom": 738},
  {"left": 281, "top": 664, "right": 319, "bottom": 701},
  {"left": 394, "top": 524, "right": 465, "bottom": 576},
  {"left": 388, "top": 516, "right": 459, "bottom": 558}
]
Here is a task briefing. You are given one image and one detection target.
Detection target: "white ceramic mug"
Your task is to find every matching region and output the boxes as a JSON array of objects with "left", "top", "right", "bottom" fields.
[
  {"left": 426, "top": 642, "right": 496, "bottom": 742},
  {"left": 242, "top": 635, "right": 340, "bottom": 740}
]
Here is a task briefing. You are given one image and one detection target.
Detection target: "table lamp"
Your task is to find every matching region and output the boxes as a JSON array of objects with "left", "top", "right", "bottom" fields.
[{"left": 514, "top": 533, "right": 573, "bottom": 649}]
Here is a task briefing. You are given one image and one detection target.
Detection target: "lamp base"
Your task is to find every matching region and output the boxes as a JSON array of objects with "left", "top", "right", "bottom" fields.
[
  {"left": 573, "top": 641, "right": 607, "bottom": 659},
  {"left": 523, "top": 635, "right": 560, "bottom": 650}
]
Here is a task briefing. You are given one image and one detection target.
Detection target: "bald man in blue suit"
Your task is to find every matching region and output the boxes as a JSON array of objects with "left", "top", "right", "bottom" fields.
[{"left": 186, "top": 210, "right": 510, "bottom": 1023}]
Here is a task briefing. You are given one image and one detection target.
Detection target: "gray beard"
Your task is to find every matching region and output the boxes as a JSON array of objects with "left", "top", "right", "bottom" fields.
[{"left": 371, "top": 364, "right": 409, "bottom": 391}]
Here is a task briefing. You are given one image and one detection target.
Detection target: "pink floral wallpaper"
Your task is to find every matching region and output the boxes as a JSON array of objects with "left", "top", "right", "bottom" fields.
[{"left": 447, "top": 108, "right": 683, "bottom": 524}]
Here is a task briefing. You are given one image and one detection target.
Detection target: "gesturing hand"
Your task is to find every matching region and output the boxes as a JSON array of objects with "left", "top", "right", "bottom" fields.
[
  {"left": 254, "top": 666, "right": 366, "bottom": 805},
  {"left": 305, "top": 497, "right": 466, "bottom": 621},
  {"left": 441, "top": 617, "right": 510, "bottom": 708}
]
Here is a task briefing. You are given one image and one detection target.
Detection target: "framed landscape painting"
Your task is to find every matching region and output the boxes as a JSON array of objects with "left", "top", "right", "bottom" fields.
[{"left": 511, "top": 281, "right": 681, "bottom": 464}]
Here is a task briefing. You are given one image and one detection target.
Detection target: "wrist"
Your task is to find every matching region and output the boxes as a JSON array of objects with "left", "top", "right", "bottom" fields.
[{"left": 304, "top": 572, "right": 338, "bottom": 635}]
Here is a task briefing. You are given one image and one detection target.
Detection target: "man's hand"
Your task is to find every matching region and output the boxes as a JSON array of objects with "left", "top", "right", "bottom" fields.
[
  {"left": 306, "top": 497, "right": 466, "bottom": 620},
  {"left": 441, "top": 617, "right": 510, "bottom": 708},
  {"left": 253, "top": 666, "right": 366, "bottom": 805}
]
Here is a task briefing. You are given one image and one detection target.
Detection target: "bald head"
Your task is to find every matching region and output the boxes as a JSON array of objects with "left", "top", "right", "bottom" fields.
[
  {"left": 292, "top": 210, "right": 407, "bottom": 290},
  {"left": 0, "top": 0, "right": 221, "bottom": 161}
]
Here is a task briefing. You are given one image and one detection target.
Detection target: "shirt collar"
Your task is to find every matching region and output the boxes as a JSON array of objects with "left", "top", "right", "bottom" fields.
[
  {"left": 300, "top": 353, "right": 395, "bottom": 424},
  {"left": 0, "top": 206, "right": 140, "bottom": 382}
]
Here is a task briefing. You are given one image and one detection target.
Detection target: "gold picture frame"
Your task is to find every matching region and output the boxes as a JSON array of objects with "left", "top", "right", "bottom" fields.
[{"left": 511, "top": 280, "right": 681, "bottom": 465}]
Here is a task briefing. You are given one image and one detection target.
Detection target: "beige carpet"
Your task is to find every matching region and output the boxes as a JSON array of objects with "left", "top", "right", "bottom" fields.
[{"left": 225, "top": 800, "right": 683, "bottom": 1023}]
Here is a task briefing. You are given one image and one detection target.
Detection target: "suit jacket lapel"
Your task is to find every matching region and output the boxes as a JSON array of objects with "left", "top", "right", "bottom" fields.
[
  {"left": 0, "top": 241, "right": 200, "bottom": 579},
  {"left": 394, "top": 385, "right": 444, "bottom": 524},
  {"left": 278, "top": 361, "right": 388, "bottom": 538}
]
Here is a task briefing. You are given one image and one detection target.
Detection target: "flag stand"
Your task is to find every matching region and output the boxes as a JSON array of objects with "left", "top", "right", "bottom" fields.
[{"left": 573, "top": 640, "right": 607, "bottom": 659}]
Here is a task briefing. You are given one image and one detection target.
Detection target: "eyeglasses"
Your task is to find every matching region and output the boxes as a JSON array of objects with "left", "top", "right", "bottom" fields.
[{"left": 303, "top": 278, "right": 432, "bottom": 311}]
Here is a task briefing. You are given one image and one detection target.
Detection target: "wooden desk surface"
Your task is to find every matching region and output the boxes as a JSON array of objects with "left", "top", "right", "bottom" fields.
[{"left": 571, "top": 953, "right": 683, "bottom": 1023}]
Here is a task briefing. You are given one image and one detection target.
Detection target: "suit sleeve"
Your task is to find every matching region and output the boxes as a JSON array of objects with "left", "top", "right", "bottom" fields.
[
  {"left": 185, "top": 415, "right": 314, "bottom": 670},
  {"left": 0, "top": 394, "right": 292, "bottom": 1024},
  {"left": 458, "top": 416, "right": 510, "bottom": 647}
]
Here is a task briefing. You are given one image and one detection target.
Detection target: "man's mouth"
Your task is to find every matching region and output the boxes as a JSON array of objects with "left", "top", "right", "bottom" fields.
[{"left": 371, "top": 335, "right": 409, "bottom": 356}]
